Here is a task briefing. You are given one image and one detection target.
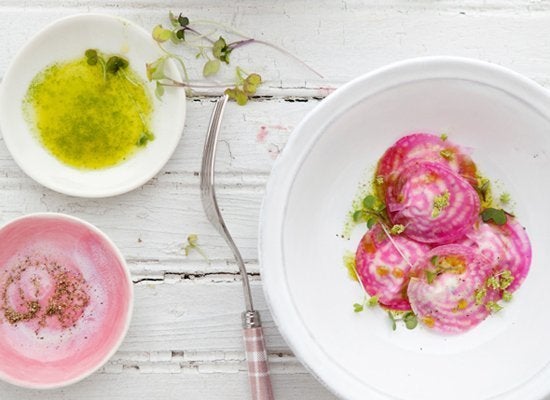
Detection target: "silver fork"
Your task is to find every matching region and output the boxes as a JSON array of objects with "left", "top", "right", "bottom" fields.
[{"left": 200, "top": 95, "right": 275, "bottom": 400}]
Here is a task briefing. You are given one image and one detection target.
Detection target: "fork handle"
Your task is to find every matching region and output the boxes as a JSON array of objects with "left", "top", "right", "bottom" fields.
[{"left": 243, "top": 326, "right": 275, "bottom": 400}]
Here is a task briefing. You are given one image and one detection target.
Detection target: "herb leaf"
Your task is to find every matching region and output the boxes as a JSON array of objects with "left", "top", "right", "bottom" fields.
[
  {"left": 213, "top": 36, "right": 232, "bottom": 63},
  {"left": 353, "top": 303, "right": 364, "bottom": 313},
  {"left": 363, "top": 195, "right": 376, "bottom": 210},
  {"left": 366, "top": 217, "right": 377, "bottom": 229},
  {"left": 85, "top": 49, "right": 98, "bottom": 65},
  {"left": 403, "top": 312, "right": 418, "bottom": 330},
  {"left": 105, "top": 56, "right": 129, "bottom": 74},
  {"left": 481, "top": 208, "right": 507, "bottom": 225},
  {"left": 152, "top": 25, "right": 173, "bottom": 43},
  {"left": 203, "top": 59, "right": 221, "bottom": 77}
]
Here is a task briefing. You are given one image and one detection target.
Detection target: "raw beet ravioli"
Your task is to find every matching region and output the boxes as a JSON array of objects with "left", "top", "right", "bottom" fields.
[
  {"left": 352, "top": 132, "right": 532, "bottom": 334},
  {"left": 407, "top": 245, "right": 499, "bottom": 334},
  {"left": 355, "top": 225, "right": 430, "bottom": 310},
  {"left": 376, "top": 133, "right": 478, "bottom": 195},
  {"left": 386, "top": 161, "right": 480, "bottom": 244},
  {"left": 457, "top": 218, "right": 531, "bottom": 293}
]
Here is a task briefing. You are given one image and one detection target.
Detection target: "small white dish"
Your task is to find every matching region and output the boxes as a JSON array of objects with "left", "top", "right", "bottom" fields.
[
  {"left": 260, "top": 57, "right": 550, "bottom": 400},
  {"left": 0, "top": 14, "right": 186, "bottom": 197}
]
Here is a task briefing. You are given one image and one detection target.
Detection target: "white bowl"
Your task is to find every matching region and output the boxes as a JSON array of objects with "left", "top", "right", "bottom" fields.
[
  {"left": 260, "top": 57, "right": 550, "bottom": 400},
  {"left": 0, "top": 14, "right": 186, "bottom": 197}
]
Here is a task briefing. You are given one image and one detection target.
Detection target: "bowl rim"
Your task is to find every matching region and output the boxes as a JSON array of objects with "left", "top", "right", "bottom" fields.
[
  {"left": 259, "top": 56, "right": 550, "bottom": 400},
  {"left": 0, "top": 13, "right": 186, "bottom": 198},
  {"left": 0, "top": 212, "right": 134, "bottom": 389}
]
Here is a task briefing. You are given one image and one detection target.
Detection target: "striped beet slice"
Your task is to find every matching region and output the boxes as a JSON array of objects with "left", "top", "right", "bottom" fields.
[
  {"left": 386, "top": 161, "right": 480, "bottom": 244},
  {"left": 457, "top": 218, "right": 531, "bottom": 292},
  {"left": 407, "top": 244, "right": 498, "bottom": 334},
  {"left": 355, "top": 224, "right": 430, "bottom": 310},
  {"left": 376, "top": 133, "right": 477, "bottom": 195}
]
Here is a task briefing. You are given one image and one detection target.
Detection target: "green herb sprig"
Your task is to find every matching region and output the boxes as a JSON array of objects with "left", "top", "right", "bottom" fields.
[
  {"left": 353, "top": 295, "right": 379, "bottom": 313},
  {"left": 147, "top": 12, "right": 323, "bottom": 105},
  {"left": 387, "top": 310, "right": 418, "bottom": 331},
  {"left": 352, "top": 194, "right": 390, "bottom": 229}
]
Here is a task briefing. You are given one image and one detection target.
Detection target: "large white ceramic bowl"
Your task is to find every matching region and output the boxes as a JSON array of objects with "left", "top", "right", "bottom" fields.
[
  {"left": 260, "top": 57, "right": 550, "bottom": 400},
  {"left": 0, "top": 14, "right": 186, "bottom": 197}
]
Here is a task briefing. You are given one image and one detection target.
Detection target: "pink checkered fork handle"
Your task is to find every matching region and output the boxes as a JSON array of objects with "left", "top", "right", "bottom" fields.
[{"left": 244, "top": 326, "right": 274, "bottom": 400}]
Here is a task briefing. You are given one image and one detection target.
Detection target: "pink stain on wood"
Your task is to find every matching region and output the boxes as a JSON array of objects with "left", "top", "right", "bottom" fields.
[
  {"left": 257, "top": 126, "right": 269, "bottom": 143},
  {"left": 319, "top": 86, "right": 337, "bottom": 97}
]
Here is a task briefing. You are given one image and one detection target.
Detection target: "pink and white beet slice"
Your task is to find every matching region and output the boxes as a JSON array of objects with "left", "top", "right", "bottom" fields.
[
  {"left": 376, "top": 133, "right": 478, "bottom": 192},
  {"left": 407, "top": 244, "right": 498, "bottom": 334},
  {"left": 386, "top": 160, "right": 480, "bottom": 244},
  {"left": 457, "top": 218, "right": 531, "bottom": 292},
  {"left": 355, "top": 224, "right": 430, "bottom": 310}
]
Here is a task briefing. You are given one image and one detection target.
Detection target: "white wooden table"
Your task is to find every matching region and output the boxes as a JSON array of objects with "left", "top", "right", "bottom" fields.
[{"left": 1, "top": 1, "right": 549, "bottom": 399}]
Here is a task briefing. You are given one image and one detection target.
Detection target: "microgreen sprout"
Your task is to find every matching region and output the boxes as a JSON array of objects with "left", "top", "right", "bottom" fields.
[
  {"left": 387, "top": 310, "right": 418, "bottom": 331},
  {"left": 352, "top": 194, "right": 390, "bottom": 229},
  {"left": 353, "top": 294, "right": 379, "bottom": 313},
  {"left": 440, "top": 133, "right": 448, "bottom": 141},
  {"left": 147, "top": 12, "right": 323, "bottom": 105},
  {"left": 183, "top": 234, "right": 208, "bottom": 260}
]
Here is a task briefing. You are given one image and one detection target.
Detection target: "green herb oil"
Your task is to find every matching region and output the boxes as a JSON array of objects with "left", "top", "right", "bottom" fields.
[{"left": 23, "top": 55, "right": 153, "bottom": 169}]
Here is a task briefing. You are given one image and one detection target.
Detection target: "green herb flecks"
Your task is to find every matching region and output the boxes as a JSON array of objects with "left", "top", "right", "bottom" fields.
[
  {"left": 432, "top": 190, "right": 450, "bottom": 218},
  {"left": 486, "top": 301, "right": 503, "bottom": 314},
  {"left": 502, "top": 291, "right": 513, "bottom": 302},
  {"left": 425, "top": 270, "right": 437, "bottom": 284},
  {"left": 439, "top": 149, "right": 453, "bottom": 160},
  {"left": 390, "top": 224, "right": 405, "bottom": 235},
  {"left": 499, "top": 192, "right": 511, "bottom": 205},
  {"left": 474, "top": 287, "right": 487, "bottom": 305},
  {"left": 475, "top": 178, "right": 491, "bottom": 205}
]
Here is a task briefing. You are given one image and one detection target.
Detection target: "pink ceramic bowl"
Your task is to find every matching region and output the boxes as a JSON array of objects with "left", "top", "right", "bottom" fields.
[{"left": 0, "top": 213, "right": 133, "bottom": 388}]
